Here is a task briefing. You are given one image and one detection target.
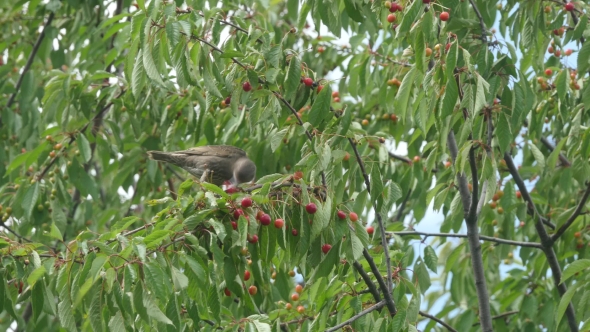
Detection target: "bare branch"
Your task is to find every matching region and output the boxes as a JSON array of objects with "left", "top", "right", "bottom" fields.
[
  {"left": 419, "top": 311, "right": 458, "bottom": 332},
  {"left": 388, "top": 151, "right": 412, "bottom": 164},
  {"left": 324, "top": 301, "right": 386, "bottom": 332},
  {"left": 473, "top": 310, "right": 519, "bottom": 326},
  {"left": 468, "top": 0, "right": 488, "bottom": 44},
  {"left": 0, "top": 221, "right": 32, "bottom": 243},
  {"left": 551, "top": 182, "right": 590, "bottom": 242},
  {"left": 391, "top": 231, "right": 542, "bottom": 249},
  {"left": 362, "top": 249, "right": 397, "bottom": 316}
]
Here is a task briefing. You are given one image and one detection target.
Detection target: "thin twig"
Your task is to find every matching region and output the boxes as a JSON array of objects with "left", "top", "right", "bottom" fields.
[
  {"left": 392, "top": 189, "right": 412, "bottom": 222},
  {"left": 419, "top": 311, "right": 458, "bottom": 332},
  {"left": 473, "top": 310, "right": 519, "bottom": 326},
  {"left": 362, "top": 249, "right": 397, "bottom": 316},
  {"left": 324, "top": 301, "right": 386, "bottom": 332},
  {"left": 0, "top": 221, "right": 32, "bottom": 243},
  {"left": 391, "top": 231, "right": 543, "bottom": 248},
  {"left": 388, "top": 151, "right": 412, "bottom": 164},
  {"left": 352, "top": 261, "right": 382, "bottom": 305},
  {"left": 551, "top": 182, "right": 590, "bottom": 242},
  {"left": 3, "top": 12, "right": 55, "bottom": 124}
]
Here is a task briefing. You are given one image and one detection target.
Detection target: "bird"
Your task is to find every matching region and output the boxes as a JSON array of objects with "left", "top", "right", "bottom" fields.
[{"left": 147, "top": 145, "right": 256, "bottom": 186}]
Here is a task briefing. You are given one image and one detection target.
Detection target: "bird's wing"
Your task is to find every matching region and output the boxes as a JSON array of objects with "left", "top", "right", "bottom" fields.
[{"left": 179, "top": 145, "right": 247, "bottom": 158}]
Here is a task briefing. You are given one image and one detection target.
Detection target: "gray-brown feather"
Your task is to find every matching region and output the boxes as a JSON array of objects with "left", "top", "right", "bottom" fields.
[{"left": 147, "top": 146, "right": 252, "bottom": 186}]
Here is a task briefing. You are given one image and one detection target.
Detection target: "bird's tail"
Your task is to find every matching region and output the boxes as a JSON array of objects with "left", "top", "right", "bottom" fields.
[{"left": 147, "top": 151, "right": 173, "bottom": 162}]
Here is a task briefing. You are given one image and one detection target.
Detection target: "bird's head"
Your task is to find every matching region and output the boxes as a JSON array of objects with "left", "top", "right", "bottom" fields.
[{"left": 231, "top": 157, "right": 257, "bottom": 185}]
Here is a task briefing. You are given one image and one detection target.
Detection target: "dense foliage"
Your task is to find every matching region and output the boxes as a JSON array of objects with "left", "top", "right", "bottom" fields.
[{"left": 1, "top": 0, "right": 590, "bottom": 331}]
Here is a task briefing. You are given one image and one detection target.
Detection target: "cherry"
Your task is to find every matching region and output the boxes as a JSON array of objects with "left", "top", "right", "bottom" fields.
[
  {"left": 54, "top": 143, "right": 62, "bottom": 150},
  {"left": 332, "top": 91, "right": 339, "bottom": 98},
  {"left": 440, "top": 12, "right": 449, "bottom": 21},
  {"left": 293, "top": 171, "right": 303, "bottom": 180},
  {"left": 565, "top": 49, "right": 573, "bottom": 56},
  {"left": 231, "top": 221, "right": 237, "bottom": 230},
  {"left": 297, "top": 305, "right": 305, "bottom": 314},
  {"left": 322, "top": 244, "right": 332, "bottom": 254},
  {"left": 317, "top": 85, "right": 323, "bottom": 93},
  {"left": 337, "top": 210, "right": 347, "bottom": 220},
  {"left": 286, "top": 303, "right": 292, "bottom": 310},
  {"left": 242, "top": 81, "right": 252, "bottom": 92},
  {"left": 349, "top": 212, "right": 359, "bottom": 222},
  {"left": 295, "top": 284, "right": 303, "bottom": 293},
  {"left": 516, "top": 191, "right": 522, "bottom": 199},
  {"left": 241, "top": 197, "right": 253, "bottom": 208},
  {"left": 387, "top": 14, "right": 396, "bottom": 23},
  {"left": 413, "top": 156, "right": 421, "bottom": 163},
  {"left": 545, "top": 69, "right": 553, "bottom": 76},
  {"left": 248, "top": 285, "right": 257, "bottom": 295},
  {"left": 260, "top": 213, "right": 271, "bottom": 226},
  {"left": 233, "top": 209, "right": 245, "bottom": 219},
  {"left": 224, "top": 288, "right": 231, "bottom": 296},
  {"left": 367, "top": 226, "right": 374, "bottom": 235},
  {"left": 425, "top": 47, "right": 432, "bottom": 56},
  {"left": 305, "top": 203, "right": 317, "bottom": 214},
  {"left": 291, "top": 228, "right": 298, "bottom": 236},
  {"left": 225, "top": 96, "right": 231, "bottom": 104},
  {"left": 548, "top": 46, "right": 554, "bottom": 54},
  {"left": 343, "top": 152, "right": 350, "bottom": 161},
  {"left": 291, "top": 293, "right": 300, "bottom": 301},
  {"left": 423, "top": 0, "right": 431, "bottom": 3},
  {"left": 554, "top": 50, "right": 561, "bottom": 57},
  {"left": 248, "top": 234, "right": 259, "bottom": 244},
  {"left": 244, "top": 270, "right": 251, "bottom": 281},
  {"left": 333, "top": 97, "right": 340, "bottom": 102},
  {"left": 565, "top": 2, "right": 574, "bottom": 11},
  {"left": 303, "top": 77, "right": 314, "bottom": 87},
  {"left": 225, "top": 187, "right": 238, "bottom": 194},
  {"left": 274, "top": 218, "right": 284, "bottom": 228}
]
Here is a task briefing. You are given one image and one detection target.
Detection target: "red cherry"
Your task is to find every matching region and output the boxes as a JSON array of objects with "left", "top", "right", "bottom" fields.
[
  {"left": 565, "top": 49, "right": 573, "bottom": 56},
  {"left": 225, "top": 186, "right": 238, "bottom": 194},
  {"left": 387, "top": 14, "right": 396, "bottom": 23},
  {"left": 333, "top": 97, "right": 340, "bottom": 102},
  {"left": 293, "top": 171, "right": 303, "bottom": 180},
  {"left": 445, "top": 43, "right": 451, "bottom": 52},
  {"left": 295, "top": 284, "right": 303, "bottom": 293},
  {"left": 440, "top": 12, "right": 450, "bottom": 21},
  {"left": 248, "top": 234, "right": 259, "bottom": 244},
  {"left": 244, "top": 270, "right": 251, "bottom": 281},
  {"left": 224, "top": 288, "right": 231, "bottom": 296},
  {"left": 545, "top": 69, "right": 553, "bottom": 76},
  {"left": 389, "top": 4, "right": 398, "bottom": 12},
  {"left": 231, "top": 221, "right": 237, "bottom": 230},
  {"left": 332, "top": 91, "right": 339, "bottom": 98},
  {"left": 366, "top": 226, "right": 374, "bottom": 235},
  {"left": 291, "top": 293, "right": 300, "bottom": 301},
  {"left": 241, "top": 197, "right": 253, "bottom": 208},
  {"left": 274, "top": 218, "right": 284, "bottom": 228},
  {"left": 516, "top": 191, "right": 522, "bottom": 199},
  {"left": 349, "top": 212, "right": 358, "bottom": 222},
  {"left": 423, "top": 0, "right": 431, "bottom": 3},
  {"left": 305, "top": 203, "right": 317, "bottom": 214},
  {"left": 260, "top": 213, "right": 271, "bottom": 226},
  {"left": 413, "top": 156, "right": 421, "bottom": 163},
  {"left": 565, "top": 2, "right": 574, "bottom": 11},
  {"left": 322, "top": 244, "right": 332, "bottom": 254},
  {"left": 337, "top": 210, "right": 347, "bottom": 220},
  {"left": 243, "top": 81, "right": 252, "bottom": 92},
  {"left": 291, "top": 228, "right": 298, "bottom": 236},
  {"left": 234, "top": 209, "right": 245, "bottom": 219},
  {"left": 548, "top": 46, "right": 554, "bottom": 54},
  {"left": 248, "top": 285, "right": 257, "bottom": 295},
  {"left": 317, "top": 85, "right": 323, "bottom": 93},
  {"left": 303, "top": 77, "right": 314, "bottom": 87},
  {"left": 225, "top": 96, "right": 231, "bottom": 104},
  {"left": 554, "top": 50, "right": 561, "bottom": 57}
]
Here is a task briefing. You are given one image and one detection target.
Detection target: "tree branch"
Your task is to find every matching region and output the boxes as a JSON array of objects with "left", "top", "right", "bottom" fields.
[
  {"left": 447, "top": 131, "right": 493, "bottom": 332},
  {"left": 388, "top": 151, "right": 412, "bottom": 164},
  {"left": 324, "top": 301, "right": 386, "bottom": 332},
  {"left": 0, "top": 221, "right": 32, "bottom": 243},
  {"left": 352, "top": 261, "right": 382, "bottom": 305},
  {"left": 503, "top": 152, "right": 579, "bottom": 332},
  {"left": 349, "top": 138, "right": 395, "bottom": 314},
  {"left": 468, "top": 0, "right": 488, "bottom": 44},
  {"left": 2, "top": 12, "right": 55, "bottom": 127},
  {"left": 551, "top": 182, "right": 590, "bottom": 242},
  {"left": 419, "top": 311, "right": 458, "bottom": 332},
  {"left": 392, "top": 189, "right": 412, "bottom": 222},
  {"left": 473, "top": 310, "right": 519, "bottom": 326},
  {"left": 362, "top": 249, "right": 397, "bottom": 316},
  {"left": 390, "top": 231, "right": 542, "bottom": 249}
]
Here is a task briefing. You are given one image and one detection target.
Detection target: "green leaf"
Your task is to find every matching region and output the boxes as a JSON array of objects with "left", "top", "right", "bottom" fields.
[
  {"left": 440, "top": 77, "right": 459, "bottom": 118},
  {"left": 555, "top": 282, "right": 580, "bottom": 327},
  {"left": 423, "top": 246, "right": 438, "bottom": 273},
  {"left": 27, "top": 266, "right": 47, "bottom": 286},
  {"left": 495, "top": 112, "right": 512, "bottom": 154},
  {"left": 142, "top": 37, "right": 164, "bottom": 86},
  {"left": 528, "top": 143, "right": 545, "bottom": 169},
  {"left": 143, "top": 230, "right": 171, "bottom": 248},
  {"left": 555, "top": 69, "right": 567, "bottom": 103},
  {"left": 446, "top": 41, "right": 458, "bottom": 79},
  {"left": 578, "top": 42, "right": 590, "bottom": 75},
  {"left": 284, "top": 56, "right": 301, "bottom": 100},
  {"left": 77, "top": 133, "right": 92, "bottom": 162},
  {"left": 561, "top": 259, "right": 590, "bottom": 283},
  {"left": 22, "top": 182, "right": 40, "bottom": 219},
  {"left": 547, "top": 139, "right": 567, "bottom": 169},
  {"left": 308, "top": 84, "right": 332, "bottom": 127},
  {"left": 395, "top": 66, "right": 417, "bottom": 120}
]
